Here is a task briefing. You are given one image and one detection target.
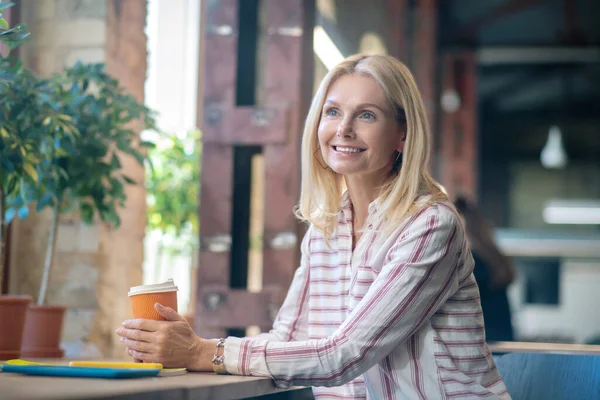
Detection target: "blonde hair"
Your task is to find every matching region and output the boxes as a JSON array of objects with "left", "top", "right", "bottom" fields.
[{"left": 296, "top": 54, "right": 447, "bottom": 240}]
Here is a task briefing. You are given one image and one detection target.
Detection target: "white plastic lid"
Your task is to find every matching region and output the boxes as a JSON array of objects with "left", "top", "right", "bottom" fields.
[{"left": 128, "top": 279, "right": 178, "bottom": 297}]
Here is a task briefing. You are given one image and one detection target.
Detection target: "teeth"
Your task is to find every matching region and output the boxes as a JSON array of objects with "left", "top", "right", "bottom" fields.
[{"left": 336, "top": 146, "right": 363, "bottom": 153}]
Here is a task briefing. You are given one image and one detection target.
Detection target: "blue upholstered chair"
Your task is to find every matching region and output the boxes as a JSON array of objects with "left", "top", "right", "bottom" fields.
[{"left": 494, "top": 352, "right": 600, "bottom": 400}]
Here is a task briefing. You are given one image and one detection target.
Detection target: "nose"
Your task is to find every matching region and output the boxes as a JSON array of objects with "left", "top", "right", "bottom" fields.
[{"left": 336, "top": 118, "right": 354, "bottom": 139}]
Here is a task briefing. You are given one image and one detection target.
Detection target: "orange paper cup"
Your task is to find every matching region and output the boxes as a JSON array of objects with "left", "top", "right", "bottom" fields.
[{"left": 128, "top": 279, "right": 178, "bottom": 320}]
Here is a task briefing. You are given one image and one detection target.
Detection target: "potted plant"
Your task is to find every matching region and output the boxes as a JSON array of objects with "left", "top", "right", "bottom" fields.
[
  {"left": 0, "top": 1, "right": 36, "bottom": 361},
  {"left": 18, "top": 61, "right": 155, "bottom": 358}
]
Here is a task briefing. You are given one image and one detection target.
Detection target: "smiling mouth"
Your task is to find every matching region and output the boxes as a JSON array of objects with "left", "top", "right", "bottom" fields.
[{"left": 333, "top": 146, "right": 366, "bottom": 154}]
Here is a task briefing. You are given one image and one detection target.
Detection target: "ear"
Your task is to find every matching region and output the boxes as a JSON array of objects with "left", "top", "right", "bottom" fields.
[{"left": 396, "top": 127, "right": 407, "bottom": 153}]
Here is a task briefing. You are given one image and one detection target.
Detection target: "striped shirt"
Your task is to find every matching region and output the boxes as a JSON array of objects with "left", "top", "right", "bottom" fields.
[{"left": 224, "top": 193, "right": 510, "bottom": 399}]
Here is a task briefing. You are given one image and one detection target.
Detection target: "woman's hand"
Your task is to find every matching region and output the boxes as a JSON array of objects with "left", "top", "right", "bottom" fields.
[{"left": 116, "top": 303, "right": 208, "bottom": 370}]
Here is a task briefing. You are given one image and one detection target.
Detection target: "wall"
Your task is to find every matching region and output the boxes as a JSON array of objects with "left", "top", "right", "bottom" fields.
[
  {"left": 510, "top": 259, "right": 600, "bottom": 344},
  {"left": 93, "top": 0, "right": 148, "bottom": 358},
  {"left": 145, "top": 0, "right": 200, "bottom": 135},
  {"left": 9, "top": 0, "right": 148, "bottom": 358},
  {"left": 140, "top": 0, "right": 202, "bottom": 317},
  {"left": 500, "top": 150, "right": 600, "bottom": 343},
  {"left": 317, "top": 0, "right": 397, "bottom": 58},
  {"left": 478, "top": 105, "right": 600, "bottom": 343}
]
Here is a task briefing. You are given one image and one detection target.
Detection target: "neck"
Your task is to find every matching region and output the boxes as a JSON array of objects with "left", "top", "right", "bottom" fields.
[{"left": 345, "top": 176, "right": 382, "bottom": 228}]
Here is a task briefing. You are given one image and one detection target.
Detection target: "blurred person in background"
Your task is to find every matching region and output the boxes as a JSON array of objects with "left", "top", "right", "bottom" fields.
[{"left": 455, "top": 196, "right": 515, "bottom": 342}]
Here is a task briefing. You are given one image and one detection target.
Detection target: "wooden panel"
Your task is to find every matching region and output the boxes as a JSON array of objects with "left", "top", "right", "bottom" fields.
[
  {"left": 197, "top": 146, "right": 234, "bottom": 337},
  {"left": 261, "top": 0, "right": 314, "bottom": 309},
  {"left": 197, "top": 286, "right": 275, "bottom": 328},
  {"left": 413, "top": 0, "right": 438, "bottom": 175},
  {"left": 203, "top": 106, "right": 289, "bottom": 145},
  {"left": 196, "top": 0, "right": 315, "bottom": 335},
  {"left": 439, "top": 52, "right": 478, "bottom": 200},
  {"left": 203, "top": 0, "right": 239, "bottom": 107},
  {"left": 386, "top": 0, "right": 409, "bottom": 63},
  {"left": 489, "top": 341, "right": 600, "bottom": 355},
  {"left": 197, "top": 0, "right": 239, "bottom": 338}
]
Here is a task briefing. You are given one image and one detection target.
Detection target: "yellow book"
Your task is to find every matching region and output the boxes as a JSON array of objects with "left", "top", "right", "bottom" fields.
[
  {"left": 70, "top": 361, "right": 187, "bottom": 376},
  {"left": 69, "top": 361, "right": 163, "bottom": 369},
  {"left": 4, "top": 359, "right": 58, "bottom": 366},
  {"left": 159, "top": 368, "right": 187, "bottom": 377},
  {"left": 3, "top": 359, "right": 186, "bottom": 377}
]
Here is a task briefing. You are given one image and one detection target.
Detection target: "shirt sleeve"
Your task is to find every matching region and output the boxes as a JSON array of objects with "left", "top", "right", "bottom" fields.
[
  {"left": 223, "top": 205, "right": 463, "bottom": 387},
  {"left": 245, "top": 226, "right": 312, "bottom": 343}
]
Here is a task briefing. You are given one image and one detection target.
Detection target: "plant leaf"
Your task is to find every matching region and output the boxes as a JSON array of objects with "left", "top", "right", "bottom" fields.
[
  {"left": 122, "top": 175, "right": 136, "bottom": 184},
  {"left": 0, "top": 2, "right": 15, "bottom": 10},
  {"left": 140, "top": 141, "right": 156, "bottom": 149},
  {"left": 0, "top": 24, "right": 30, "bottom": 42},
  {"left": 36, "top": 194, "right": 54, "bottom": 212},
  {"left": 23, "top": 163, "right": 38, "bottom": 182},
  {"left": 80, "top": 202, "right": 94, "bottom": 224},
  {"left": 4, "top": 207, "right": 16, "bottom": 224},
  {"left": 17, "top": 204, "right": 29, "bottom": 219}
]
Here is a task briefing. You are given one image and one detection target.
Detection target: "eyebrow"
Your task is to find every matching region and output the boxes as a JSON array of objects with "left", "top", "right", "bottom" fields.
[{"left": 324, "top": 100, "right": 388, "bottom": 114}]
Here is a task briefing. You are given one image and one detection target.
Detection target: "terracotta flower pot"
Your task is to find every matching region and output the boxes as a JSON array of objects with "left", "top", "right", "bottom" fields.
[
  {"left": 20, "top": 304, "right": 67, "bottom": 358},
  {"left": 0, "top": 295, "right": 32, "bottom": 361}
]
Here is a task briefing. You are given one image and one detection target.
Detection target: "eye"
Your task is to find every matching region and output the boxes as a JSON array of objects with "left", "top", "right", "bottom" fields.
[
  {"left": 359, "top": 111, "right": 376, "bottom": 120},
  {"left": 324, "top": 108, "right": 339, "bottom": 117}
]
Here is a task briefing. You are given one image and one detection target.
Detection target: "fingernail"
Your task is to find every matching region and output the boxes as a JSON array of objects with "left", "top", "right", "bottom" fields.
[
  {"left": 155, "top": 303, "right": 163, "bottom": 309},
  {"left": 115, "top": 328, "right": 122, "bottom": 334},
  {"left": 120, "top": 337, "right": 125, "bottom": 342}
]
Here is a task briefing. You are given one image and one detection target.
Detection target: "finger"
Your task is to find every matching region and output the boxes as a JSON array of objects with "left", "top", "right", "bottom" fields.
[
  {"left": 127, "top": 348, "right": 153, "bottom": 362},
  {"left": 121, "top": 318, "right": 160, "bottom": 332},
  {"left": 133, "top": 358, "right": 143, "bottom": 363},
  {"left": 121, "top": 336, "right": 154, "bottom": 353},
  {"left": 116, "top": 327, "right": 154, "bottom": 342},
  {"left": 154, "top": 303, "right": 185, "bottom": 322}
]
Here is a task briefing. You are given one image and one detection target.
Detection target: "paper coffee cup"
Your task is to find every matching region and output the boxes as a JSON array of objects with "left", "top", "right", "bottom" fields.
[{"left": 128, "top": 279, "right": 178, "bottom": 320}]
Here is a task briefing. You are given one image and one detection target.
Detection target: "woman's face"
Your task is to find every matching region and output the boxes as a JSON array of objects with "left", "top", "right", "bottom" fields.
[{"left": 317, "top": 74, "right": 406, "bottom": 180}]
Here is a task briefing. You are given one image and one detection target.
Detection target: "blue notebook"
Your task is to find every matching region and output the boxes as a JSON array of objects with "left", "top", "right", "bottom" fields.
[{"left": 1, "top": 364, "right": 161, "bottom": 379}]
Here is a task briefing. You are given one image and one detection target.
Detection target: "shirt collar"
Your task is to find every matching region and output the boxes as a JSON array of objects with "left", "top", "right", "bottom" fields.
[{"left": 340, "top": 190, "right": 381, "bottom": 216}]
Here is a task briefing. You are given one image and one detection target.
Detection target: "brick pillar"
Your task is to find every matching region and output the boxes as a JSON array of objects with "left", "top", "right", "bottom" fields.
[
  {"left": 439, "top": 52, "right": 478, "bottom": 200},
  {"left": 413, "top": 0, "right": 438, "bottom": 175},
  {"left": 89, "top": 0, "right": 148, "bottom": 358},
  {"left": 11, "top": 0, "right": 108, "bottom": 358},
  {"left": 10, "top": 0, "right": 149, "bottom": 358}
]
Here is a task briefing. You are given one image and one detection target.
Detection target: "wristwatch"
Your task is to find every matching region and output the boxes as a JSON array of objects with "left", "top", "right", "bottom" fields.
[{"left": 211, "top": 338, "right": 230, "bottom": 375}]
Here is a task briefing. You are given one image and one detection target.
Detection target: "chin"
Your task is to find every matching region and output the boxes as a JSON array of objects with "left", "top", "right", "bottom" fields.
[{"left": 329, "top": 164, "right": 362, "bottom": 176}]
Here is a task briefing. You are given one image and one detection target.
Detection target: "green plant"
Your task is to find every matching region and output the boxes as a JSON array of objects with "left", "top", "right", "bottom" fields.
[
  {"left": 147, "top": 130, "right": 200, "bottom": 237},
  {"left": 26, "top": 62, "right": 156, "bottom": 305},
  {"left": 146, "top": 130, "right": 200, "bottom": 277},
  {"left": 0, "top": 2, "right": 40, "bottom": 293},
  {"left": 0, "top": 2, "right": 154, "bottom": 303},
  {"left": 0, "top": 2, "right": 30, "bottom": 85},
  {"left": 0, "top": 69, "right": 79, "bottom": 296}
]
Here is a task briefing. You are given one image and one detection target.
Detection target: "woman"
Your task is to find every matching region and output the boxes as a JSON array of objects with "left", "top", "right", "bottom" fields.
[
  {"left": 454, "top": 196, "right": 515, "bottom": 342},
  {"left": 117, "top": 54, "right": 510, "bottom": 399}
]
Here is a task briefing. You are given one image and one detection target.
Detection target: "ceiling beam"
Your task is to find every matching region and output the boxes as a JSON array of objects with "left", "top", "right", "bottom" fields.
[
  {"left": 477, "top": 47, "right": 600, "bottom": 65},
  {"left": 479, "top": 65, "right": 557, "bottom": 99},
  {"left": 484, "top": 99, "right": 600, "bottom": 120},
  {"left": 456, "top": 0, "right": 550, "bottom": 39},
  {"left": 561, "top": 0, "right": 585, "bottom": 45}
]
